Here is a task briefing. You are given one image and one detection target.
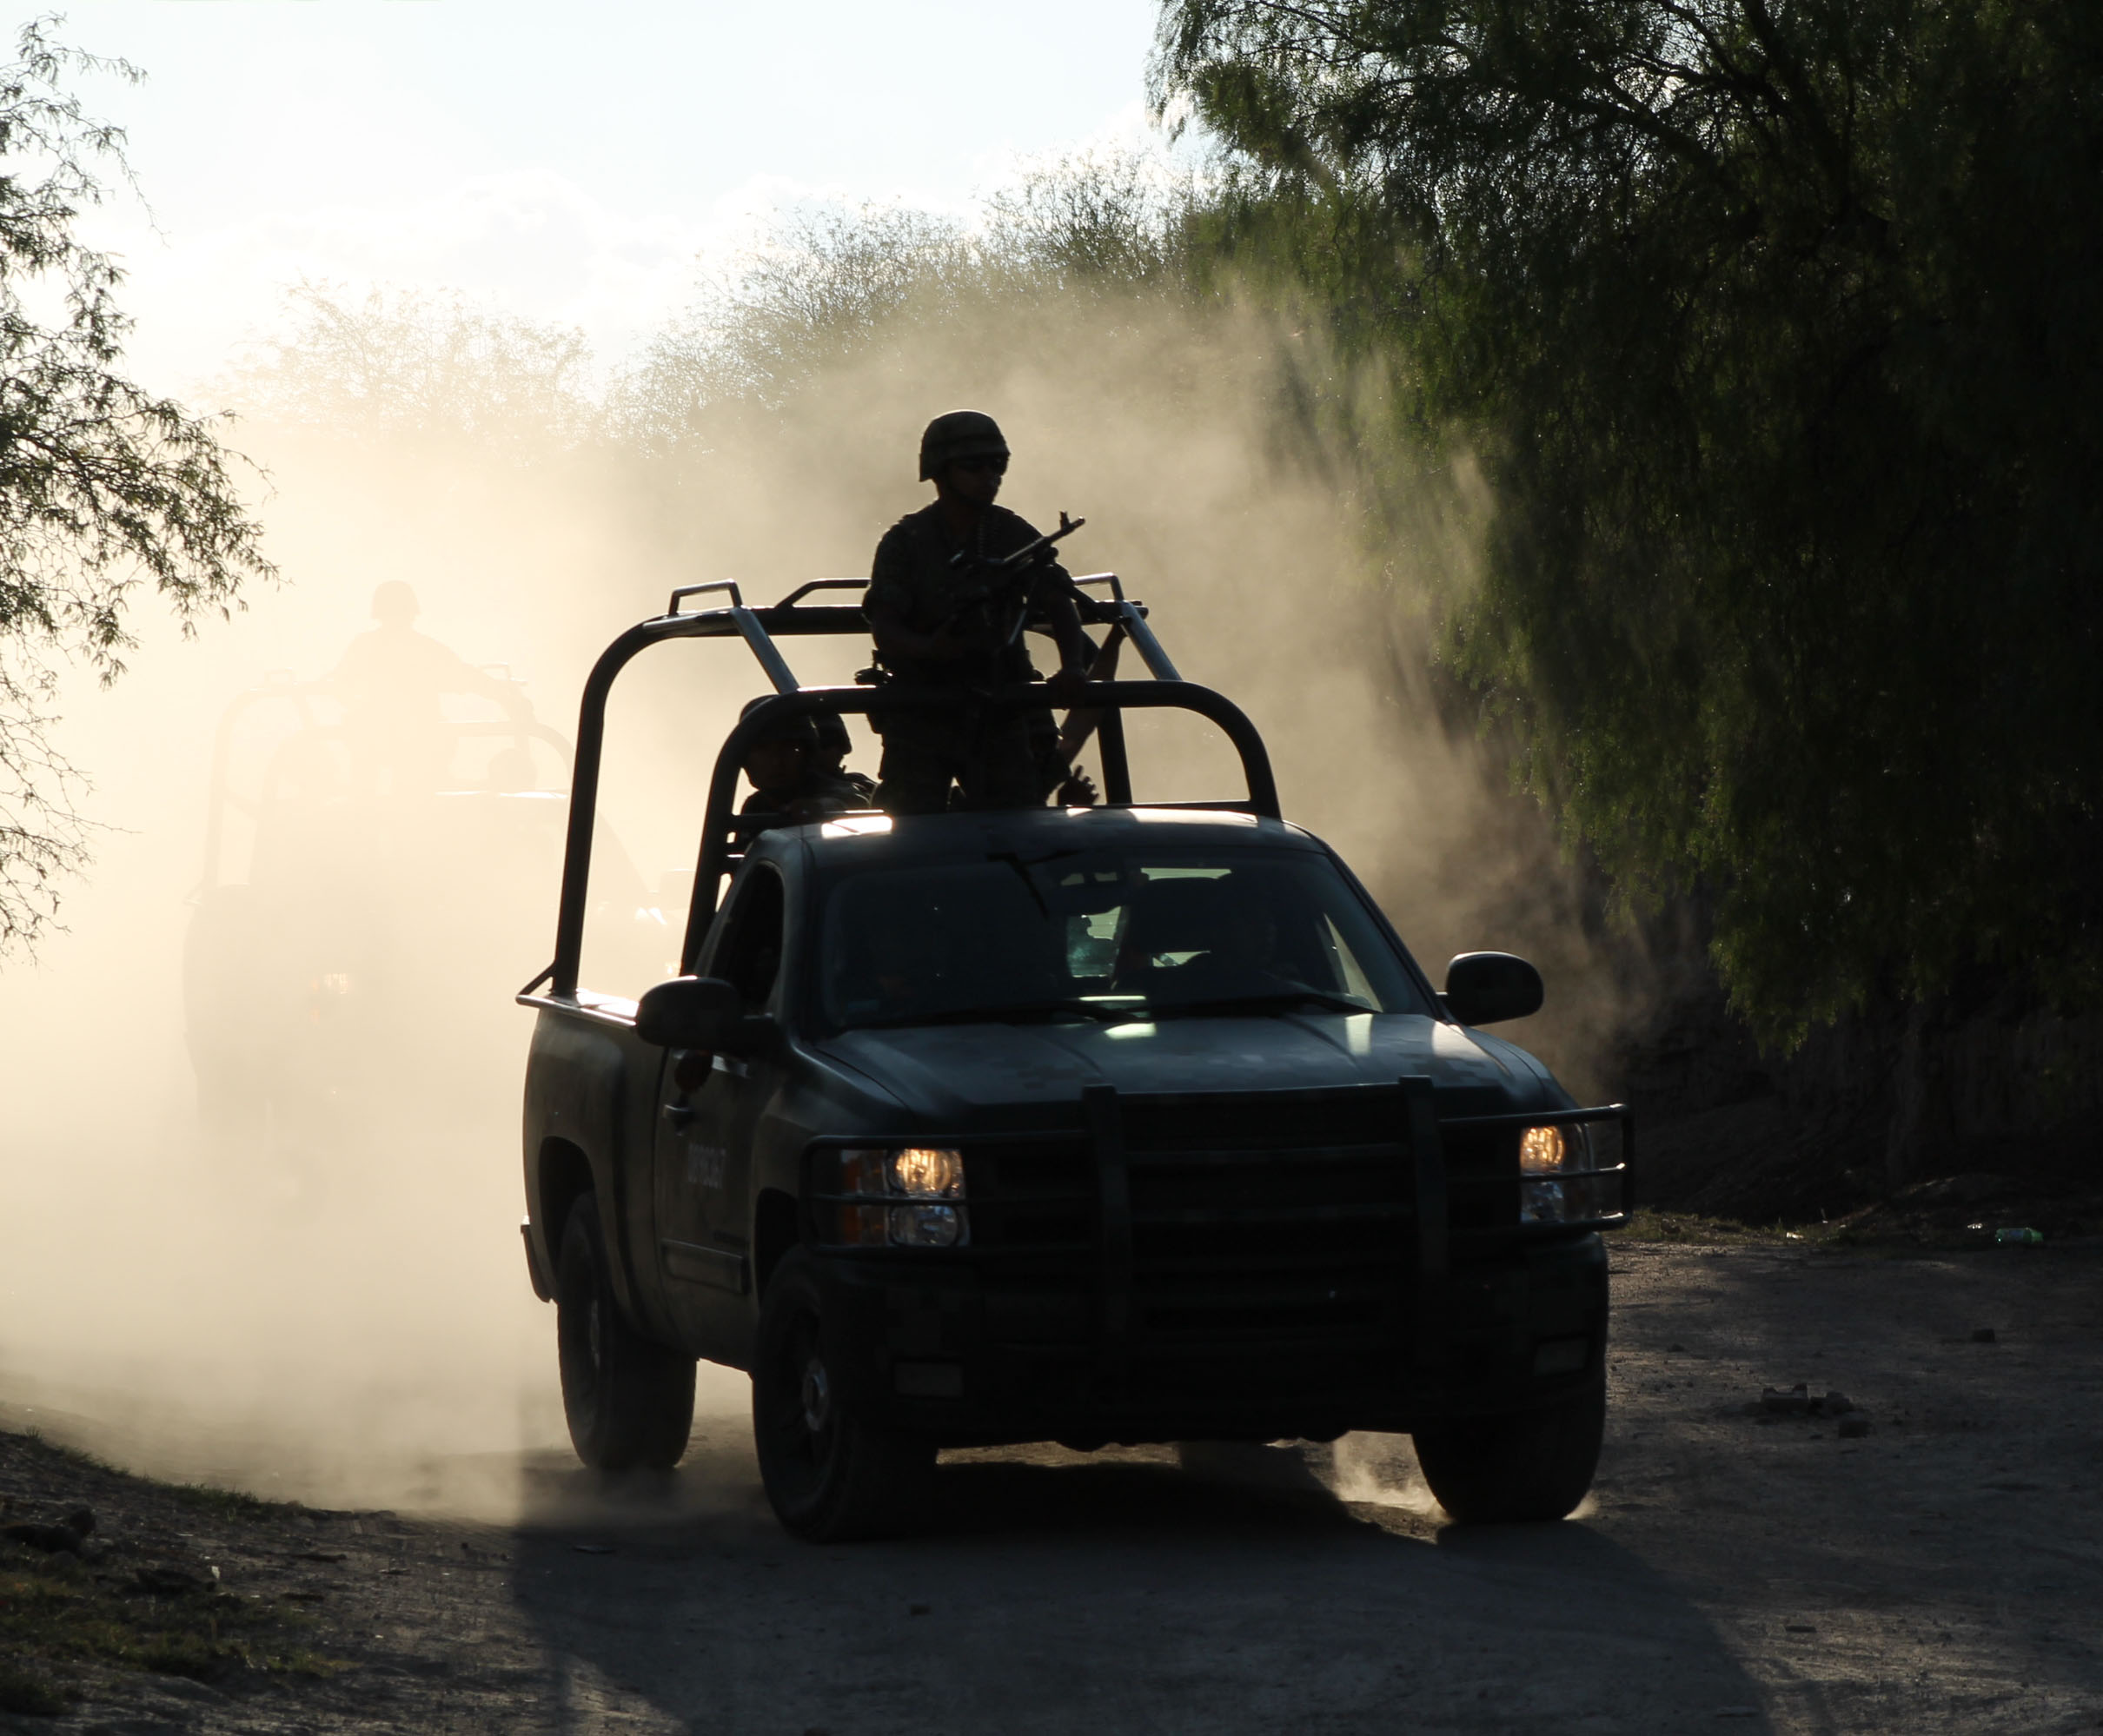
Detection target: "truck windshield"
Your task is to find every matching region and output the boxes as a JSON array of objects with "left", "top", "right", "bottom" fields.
[{"left": 819, "top": 847, "right": 1430, "bottom": 1031}]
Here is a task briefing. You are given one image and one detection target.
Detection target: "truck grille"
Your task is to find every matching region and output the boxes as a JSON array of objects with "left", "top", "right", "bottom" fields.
[
  {"left": 965, "top": 1083, "right": 1503, "bottom": 1402},
  {"left": 1118, "top": 1088, "right": 1407, "bottom": 1351}
]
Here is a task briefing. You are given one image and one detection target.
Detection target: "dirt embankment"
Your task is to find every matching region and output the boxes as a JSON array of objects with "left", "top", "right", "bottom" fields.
[
  {"left": 4, "top": 1237, "right": 2100, "bottom": 1736},
  {"left": 1614, "top": 948, "right": 2103, "bottom": 1241},
  {"left": 0, "top": 1429, "right": 543, "bottom": 1731}
]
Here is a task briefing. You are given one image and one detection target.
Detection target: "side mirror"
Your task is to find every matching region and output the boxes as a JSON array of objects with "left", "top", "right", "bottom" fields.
[
  {"left": 636, "top": 976, "right": 748, "bottom": 1050},
  {"left": 1443, "top": 951, "right": 1544, "bottom": 1026}
]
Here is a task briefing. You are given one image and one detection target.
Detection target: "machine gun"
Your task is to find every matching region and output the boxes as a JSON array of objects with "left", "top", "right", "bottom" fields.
[{"left": 940, "top": 510, "right": 1087, "bottom": 651}]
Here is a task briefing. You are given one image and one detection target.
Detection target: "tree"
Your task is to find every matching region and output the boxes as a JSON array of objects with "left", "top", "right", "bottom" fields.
[
  {"left": 229, "top": 282, "right": 596, "bottom": 450},
  {"left": 614, "top": 205, "right": 978, "bottom": 452},
  {"left": 0, "top": 18, "right": 271, "bottom": 949},
  {"left": 1154, "top": 0, "right": 2103, "bottom": 1040},
  {"left": 614, "top": 152, "right": 1198, "bottom": 454}
]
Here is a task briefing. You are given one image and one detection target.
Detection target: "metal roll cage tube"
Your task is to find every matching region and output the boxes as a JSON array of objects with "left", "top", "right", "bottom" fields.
[
  {"left": 530, "top": 580, "right": 1272, "bottom": 1002},
  {"left": 682, "top": 682, "right": 1278, "bottom": 973}
]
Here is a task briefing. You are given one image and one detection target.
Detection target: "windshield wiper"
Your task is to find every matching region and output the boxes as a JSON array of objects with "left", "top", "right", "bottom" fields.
[
  {"left": 858, "top": 998, "right": 1138, "bottom": 1030},
  {"left": 1149, "top": 987, "right": 1375, "bottom": 1019}
]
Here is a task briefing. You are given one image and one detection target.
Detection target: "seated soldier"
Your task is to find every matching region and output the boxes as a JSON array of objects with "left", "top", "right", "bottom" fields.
[
  {"left": 813, "top": 711, "right": 878, "bottom": 805},
  {"left": 738, "top": 699, "right": 863, "bottom": 833},
  {"left": 863, "top": 410, "right": 1091, "bottom": 816}
]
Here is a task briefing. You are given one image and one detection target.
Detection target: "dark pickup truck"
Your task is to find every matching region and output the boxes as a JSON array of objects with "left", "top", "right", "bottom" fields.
[{"left": 516, "top": 575, "right": 1630, "bottom": 1540}]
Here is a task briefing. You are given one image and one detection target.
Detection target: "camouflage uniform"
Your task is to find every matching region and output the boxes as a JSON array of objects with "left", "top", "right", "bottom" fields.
[
  {"left": 736, "top": 699, "right": 865, "bottom": 835},
  {"left": 864, "top": 500, "right": 1067, "bottom": 815},
  {"left": 813, "top": 712, "right": 878, "bottom": 805},
  {"left": 738, "top": 769, "right": 865, "bottom": 835}
]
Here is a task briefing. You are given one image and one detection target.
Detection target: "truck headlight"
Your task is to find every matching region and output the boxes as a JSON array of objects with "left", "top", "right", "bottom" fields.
[
  {"left": 888, "top": 1146, "right": 964, "bottom": 1198},
  {"left": 825, "top": 1147, "right": 969, "bottom": 1249},
  {"left": 1518, "top": 1123, "right": 1615, "bottom": 1224},
  {"left": 1519, "top": 1125, "right": 1565, "bottom": 1175}
]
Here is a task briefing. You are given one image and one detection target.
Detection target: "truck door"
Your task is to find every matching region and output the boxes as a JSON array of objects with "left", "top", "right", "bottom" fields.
[{"left": 652, "top": 864, "right": 786, "bottom": 1358}]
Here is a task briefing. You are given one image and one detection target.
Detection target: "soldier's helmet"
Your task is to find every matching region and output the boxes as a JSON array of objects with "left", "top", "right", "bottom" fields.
[
  {"left": 813, "top": 710, "right": 852, "bottom": 760},
  {"left": 739, "top": 695, "right": 820, "bottom": 751},
  {"left": 371, "top": 580, "right": 420, "bottom": 626},
  {"left": 918, "top": 409, "right": 1009, "bottom": 481}
]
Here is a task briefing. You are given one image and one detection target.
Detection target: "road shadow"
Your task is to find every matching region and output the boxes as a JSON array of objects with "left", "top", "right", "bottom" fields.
[{"left": 502, "top": 1430, "right": 1774, "bottom": 1735}]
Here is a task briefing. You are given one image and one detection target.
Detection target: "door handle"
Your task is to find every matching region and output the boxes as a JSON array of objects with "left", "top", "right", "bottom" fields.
[{"left": 661, "top": 1103, "right": 693, "bottom": 1129}]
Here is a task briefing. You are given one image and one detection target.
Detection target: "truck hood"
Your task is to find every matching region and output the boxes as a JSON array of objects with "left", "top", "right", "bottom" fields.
[{"left": 809, "top": 1012, "right": 1562, "bottom": 1121}]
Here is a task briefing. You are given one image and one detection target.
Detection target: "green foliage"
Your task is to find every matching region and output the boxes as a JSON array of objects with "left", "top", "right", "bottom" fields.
[
  {"left": 614, "top": 204, "right": 979, "bottom": 448},
  {"left": 0, "top": 1660, "right": 72, "bottom": 1715},
  {"left": 0, "top": 18, "right": 272, "bottom": 951},
  {"left": 0, "top": 1547, "right": 338, "bottom": 1691},
  {"left": 614, "top": 150, "right": 1202, "bottom": 452},
  {"left": 1156, "top": 0, "right": 2103, "bottom": 1037},
  {"left": 1617, "top": 1208, "right": 1813, "bottom": 1246}
]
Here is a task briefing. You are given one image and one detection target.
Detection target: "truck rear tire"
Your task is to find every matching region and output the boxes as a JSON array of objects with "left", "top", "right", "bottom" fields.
[
  {"left": 557, "top": 1194, "right": 696, "bottom": 1472},
  {"left": 1410, "top": 1374, "right": 1605, "bottom": 1523},
  {"left": 753, "top": 1249, "right": 935, "bottom": 1541}
]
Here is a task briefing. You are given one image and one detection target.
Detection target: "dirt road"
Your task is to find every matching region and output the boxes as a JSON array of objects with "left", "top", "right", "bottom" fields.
[{"left": 5, "top": 1240, "right": 2100, "bottom": 1734}]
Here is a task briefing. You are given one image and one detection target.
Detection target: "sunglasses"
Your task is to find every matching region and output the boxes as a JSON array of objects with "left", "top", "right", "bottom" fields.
[{"left": 951, "top": 454, "right": 1008, "bottom": 476}]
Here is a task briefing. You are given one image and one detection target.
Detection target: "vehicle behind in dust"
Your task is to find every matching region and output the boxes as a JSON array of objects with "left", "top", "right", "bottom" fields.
[{"left": 184, "top": 675, "right": 669, "bottom": 1183}]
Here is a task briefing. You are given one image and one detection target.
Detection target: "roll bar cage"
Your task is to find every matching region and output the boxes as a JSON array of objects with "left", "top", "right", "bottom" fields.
[{"left": 531, "top": 574, "right": 1280, "bottom": 1000}]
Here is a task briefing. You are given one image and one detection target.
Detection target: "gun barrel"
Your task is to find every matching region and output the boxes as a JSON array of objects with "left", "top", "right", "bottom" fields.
[
  {"left": 1013, "top": 513, "right": 1085, "bottom": 564},
  {"left": 948, "top": 513, "right": 1086, "bottom": 573}
]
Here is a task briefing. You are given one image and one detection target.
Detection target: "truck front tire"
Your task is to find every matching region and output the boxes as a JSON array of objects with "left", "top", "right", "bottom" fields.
[
  {"left": 753, "top": 1249, "right": 935, "bottom": 1541},
  {"left": 557, "top": 1194, "right": 696, "bottom": 1471},
  {"left": 1410, "top": 1373, "right": 1605, "bottom": 1523}
]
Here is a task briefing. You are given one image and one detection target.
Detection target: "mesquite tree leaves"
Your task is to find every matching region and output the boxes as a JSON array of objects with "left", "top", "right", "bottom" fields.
[
  {"left": 0, "top": 20, "right": 271, "bottom": 951},
  {"left": 1154, "top": 0, "right": 2103, "bottom": 1038}
]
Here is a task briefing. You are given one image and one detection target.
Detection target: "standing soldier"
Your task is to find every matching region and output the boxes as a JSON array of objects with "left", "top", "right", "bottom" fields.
[
  {"left": 863, "top": 411, "right": 1091, "bottom": 815},
  {"left": 328, "top": 580, "right": 533, "bottom": 795}
]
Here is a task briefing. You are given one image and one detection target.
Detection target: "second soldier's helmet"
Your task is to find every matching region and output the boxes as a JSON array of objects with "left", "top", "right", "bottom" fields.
[
  {"left": 918, "top": 409, "right": 1009, "bottom": 481},
  {"left": 813, "top": 710, "right": 852, "bottom": 760},
  {"left": 738, "top": 695, "right": 820, "bottom": 751},
  {"left": 371, "top": 580, "right": 420, "bottom": 626}
]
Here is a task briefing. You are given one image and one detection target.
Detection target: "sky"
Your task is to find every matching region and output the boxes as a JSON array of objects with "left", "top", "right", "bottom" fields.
[{"left": 43, "top": 1, "right": 1171, "bottom": 391}]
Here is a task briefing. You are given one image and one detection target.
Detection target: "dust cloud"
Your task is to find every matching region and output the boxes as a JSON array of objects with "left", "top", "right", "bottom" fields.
[{"left": 0, "top": 263, "right": 1629, "bottom": 1517}]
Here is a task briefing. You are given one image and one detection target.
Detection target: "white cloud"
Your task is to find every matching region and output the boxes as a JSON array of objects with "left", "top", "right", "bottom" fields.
[{"left": 50, "top": 7, "right": 1183, "bottom": 397}]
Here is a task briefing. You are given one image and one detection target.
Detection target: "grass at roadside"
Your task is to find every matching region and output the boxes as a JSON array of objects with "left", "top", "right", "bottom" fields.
[
  {"left": 166, "top": 1480, "right": 285, "bottom": 1522},
  {"left": 1613, "top": 1208, "right": 1809, "bottom": 1246},
  {"left": 1, "top": 1548, "right": 342, "bottom": 1706},
  {"left": 0, "top": 1431, "right": 348, "bottom": 1716}
]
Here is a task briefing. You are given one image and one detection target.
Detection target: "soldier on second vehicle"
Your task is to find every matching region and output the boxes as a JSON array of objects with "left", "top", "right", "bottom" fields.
[
  {"left": 862, "top": 411, "right": 1094, "bottom": 815},
  {"left": 737, "top": 699, "right": 864, "bottom": 833},
  {"left": 329, "top": 580, "right": 533, "bottom": 795}
]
